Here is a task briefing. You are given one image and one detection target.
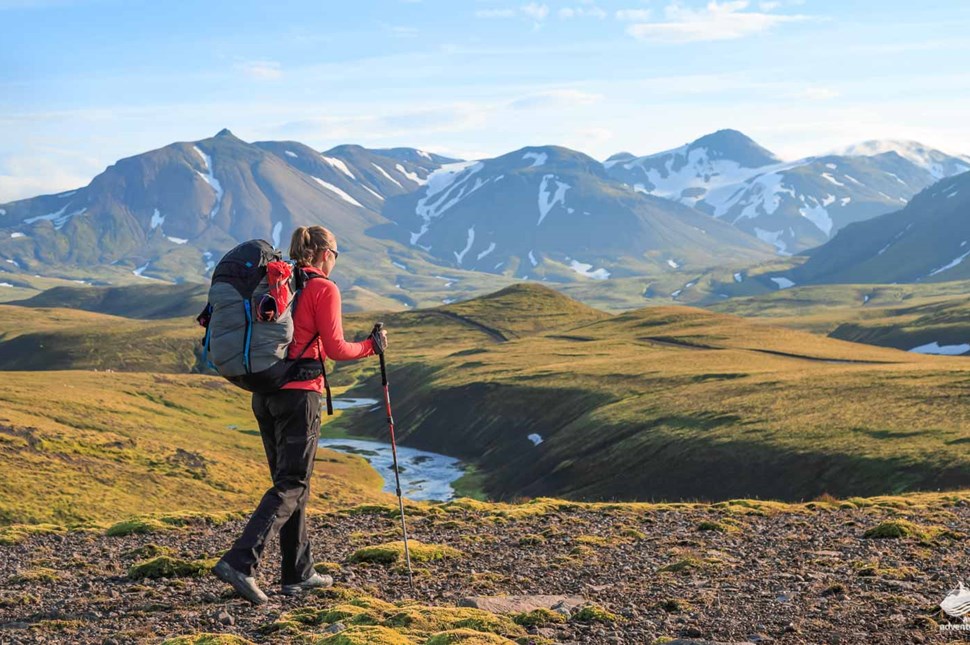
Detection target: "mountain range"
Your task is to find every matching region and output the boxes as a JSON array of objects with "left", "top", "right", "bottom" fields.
[{"left": 1, "top": 128, "right": 968, "bottom": 309}]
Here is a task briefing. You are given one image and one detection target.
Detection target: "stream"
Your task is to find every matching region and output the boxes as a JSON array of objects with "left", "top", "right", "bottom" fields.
[{"left": 319, "top": 397, "right": 467, "bottom": 501}]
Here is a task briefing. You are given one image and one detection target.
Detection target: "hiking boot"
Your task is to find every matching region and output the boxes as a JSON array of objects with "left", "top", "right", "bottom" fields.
[
  {"left": 281, "top": 572, "right": 334, "bottom": 596},
  {"left": 212, "top": 559, "right": 268, "bottom": 605}
]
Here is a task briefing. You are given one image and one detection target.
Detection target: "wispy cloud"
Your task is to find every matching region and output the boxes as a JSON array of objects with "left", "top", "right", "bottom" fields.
[
  {"left": 560, "top": 5, "right": 607, "bottom": 19},
  {"left": 615, "top": 9, "right": 652, "bottom": 21},
  {"left": 790, "top": 86, "right": 839, "bottom": 101},
  {"left": 236, "top": 60, "right": 283, "bottom": 80},
  {"left": 625, "top": 0, "right": 810, "bottom": 43},
  {"left": 508, "top": 88, "right": 603, "bottom": 110},
  {"left": 475, "top": 3, "right": 550, "bottom": 23}
]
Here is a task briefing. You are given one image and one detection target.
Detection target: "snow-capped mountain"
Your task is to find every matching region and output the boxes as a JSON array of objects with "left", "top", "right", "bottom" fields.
[
  {"left": 376, "top": 145, "right": 774, "bottom": 279},
  {"left": 606, "top": 130, "right": 970, "bottom": 255},
  {"left": 790, "top": 170, "right": 970, "bottom": 284},
  {"left": 0, "top": 130, "right": 393, "bottom": 282}
]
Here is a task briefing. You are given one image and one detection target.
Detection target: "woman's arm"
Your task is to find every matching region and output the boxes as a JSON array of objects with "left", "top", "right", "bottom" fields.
[{"left": 312, "top": 279, "right": 375, "bottom": 361}]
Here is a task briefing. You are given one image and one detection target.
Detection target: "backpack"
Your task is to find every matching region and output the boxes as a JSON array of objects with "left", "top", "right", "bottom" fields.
[{"left": 196, "top": 239, "right": 334, "bottom": 414}]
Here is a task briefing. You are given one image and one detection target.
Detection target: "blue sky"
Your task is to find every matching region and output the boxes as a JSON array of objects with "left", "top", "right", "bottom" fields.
[{"left": 1, "top": 0, "right": 969, "bottom": 201}]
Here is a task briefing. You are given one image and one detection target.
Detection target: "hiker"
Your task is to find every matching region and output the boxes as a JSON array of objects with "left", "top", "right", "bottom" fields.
[{"left": 213, "top": 225, "right": 388, "bottom": 604}]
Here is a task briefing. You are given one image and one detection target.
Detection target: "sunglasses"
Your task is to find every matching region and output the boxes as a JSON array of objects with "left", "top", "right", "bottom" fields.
[{"left": 325, "top": 247, "right": 340, "bottom": 260}]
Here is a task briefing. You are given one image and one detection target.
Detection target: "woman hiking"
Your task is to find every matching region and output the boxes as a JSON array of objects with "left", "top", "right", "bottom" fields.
[{"left": 213, "top": 225, "right": 387, "bottom": 604}]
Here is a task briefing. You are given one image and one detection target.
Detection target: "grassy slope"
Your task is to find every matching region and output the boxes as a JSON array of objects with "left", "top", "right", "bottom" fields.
[
  {"left": 708, "top": 280, "right": 970, "bottom": 350},
  {"left": 332, "top": 286, "right": 970, "bottom": 502},
  {"left": 0, "top": 372, "right": 389, "bottom": 525},
  {"left": 1, "top": 282, "right": 968, "bottom": 511}
]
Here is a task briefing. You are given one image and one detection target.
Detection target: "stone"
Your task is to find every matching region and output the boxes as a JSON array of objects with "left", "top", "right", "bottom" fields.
[
  {"left": 215, "top": 609, "right": 234, "bottom": 626},
  {"left": 325, "top": 622, "right": 347, "bottom": 634},
  {"left": 458, "top": 594, "right": 587, "bottom": 615}
]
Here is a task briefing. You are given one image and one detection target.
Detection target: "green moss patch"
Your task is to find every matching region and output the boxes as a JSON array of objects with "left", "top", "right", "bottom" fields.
[
  {"left": 570, "top": 604, "right": 619, "bottom": 624},
  {"left": 512, "top": 609, "right": 566, "bottom": 627},
  {"left": 128, "top": 556, "right": 214, "bottom": 580},
  {"left": 162, "top": 635, "right": 255, "bottom": 645},
  {"left": 424, "top": 629, "right": 517, "bottom": 644},
  {"left": 350, "top": 540, "right": 462, "bottom": 565},
  {"left": 862, "top": 519, "right": 963, "bottom": 541},
  {"left": 8, "top": 567, "right": 60, "bottom": 584},
  {"left": 316, "top": 626, "right": 414, "bottom": 645}
]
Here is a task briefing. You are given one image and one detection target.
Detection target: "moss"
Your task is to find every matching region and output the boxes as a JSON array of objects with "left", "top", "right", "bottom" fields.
[
  {"left": 383, "top": 606, "right": 525, "bottom": 638},
  {"left": 124, "top": 543, "right": 173, "bottom": 559},
  {"left": 0, "top": 523, "right": 66, "bottom": 545},
  {"left": 162, "top": 635, "right": 255, "bottom": 645},
  {"left": 862, "top": 519, "right": 961, "bottom": 542},
  {"left": 350, "top": 540, "right": 462, "bottom": 565},
  {"left": 8, "top": 567, "right": 60, "bottom": 584},
  {"left": 852, "top": 561, "right": 917, "bottom": 580},
  {"left": 574, "top": 535, "right": 617, "bottom": 547},
  {"left": 316, "top": 561, "right": 344, "bottom": 575},
  {"left": 512, "top": 609, "right": 566, "bottom": 627},
  {"left": 128, "top": 556, "right": 214, "bottom": 580},
  {"left": 697, "top": 520, "right": 738, "bottom": 533},
  {"left": 424, "top": 629, "right": 517, "bottom": 644},
  {"left": 517, "top": 534, "right": 545, "bottom": 546},
  {"left": 617, "top": 526, "right": 646, "bottom": 540},
  {"left": 570, "top": 604, "right": 619, "bottom": 624},
  {"left": 657, "top": 556, "right": 712, "bottom": 575},
  {"left": 29, "top": 619, "right": 84, "bottom": 633},
  {"left": 0, "top": 592, "right": 40, "bottom": 608},
  {"left": 106, "top": 517, "right": 169, "bottom": 537},
  {"left": 316, "top": 626, "right": 415, "bottom": 645}
]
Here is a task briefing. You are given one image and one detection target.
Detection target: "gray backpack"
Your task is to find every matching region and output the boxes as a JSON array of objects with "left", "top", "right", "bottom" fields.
[{"left": 196, "top": 239, "right": 333, "bottom": 413}]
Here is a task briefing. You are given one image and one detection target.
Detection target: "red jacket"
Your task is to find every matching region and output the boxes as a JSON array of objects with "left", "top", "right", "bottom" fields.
[{"left": 283, "top": 266, "right": 375, "bottom": 392}]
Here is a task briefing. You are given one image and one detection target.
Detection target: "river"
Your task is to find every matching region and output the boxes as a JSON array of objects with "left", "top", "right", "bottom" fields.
[{"left": 319, "top": 397, "right": 467, "bottom": 502}]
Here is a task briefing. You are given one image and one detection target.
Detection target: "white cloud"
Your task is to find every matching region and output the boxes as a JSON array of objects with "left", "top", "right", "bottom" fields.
[
  {"left": 475, "top": 8, "right": 516, "bottom": 18},
  {"left": 237, "top": 60, "right": 282, "bottom": 80},
  {"left": 0, "top": 151, "right": 99, "bottom": 202},
  {"left": 626, "top": 1, "right": 810, "bottom": 43},
  {"left": 521, "top": 3, "right": 549, "bottom": 21},
  {"left": 508, "top": 89, "right": 603, "bottom": 110},
  {"left": 615, "top": 9, "right": 652, "bottom": 21},
  {"left": 791, "top": 86, "right": 840, "bottom": 101},
  {"left": 560, "top": 5, "right": 607, "bottom": 19}
]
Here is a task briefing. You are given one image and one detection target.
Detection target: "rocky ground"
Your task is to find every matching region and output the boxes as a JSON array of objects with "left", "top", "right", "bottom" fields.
[{"left": 1, "top": 497, "right": 969, "bottom": 644}]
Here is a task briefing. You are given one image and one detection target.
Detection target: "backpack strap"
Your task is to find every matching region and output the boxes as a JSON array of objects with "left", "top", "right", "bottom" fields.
[{"left": 295, "top": 270, "right": 334, "bottom": 415}]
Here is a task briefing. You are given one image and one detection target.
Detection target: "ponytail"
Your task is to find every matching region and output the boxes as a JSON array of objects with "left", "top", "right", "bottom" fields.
[{"left": 289, "top": 225, "right": 336, "bottom": 267}]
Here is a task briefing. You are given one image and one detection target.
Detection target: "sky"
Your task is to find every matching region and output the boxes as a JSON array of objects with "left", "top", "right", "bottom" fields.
[{"left": 1, "top": 0, "right": 969, "bottom": 201}]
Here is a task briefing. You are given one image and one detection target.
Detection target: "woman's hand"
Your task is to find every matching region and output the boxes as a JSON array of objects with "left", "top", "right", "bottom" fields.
[{"left": 369, "top": 325, "right": 388, "bottom": 354}]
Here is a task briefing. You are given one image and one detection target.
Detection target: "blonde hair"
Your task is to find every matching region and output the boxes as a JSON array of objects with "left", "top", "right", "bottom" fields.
[{"left": 289, "top": 225, "right": 337, "bottom": 267}]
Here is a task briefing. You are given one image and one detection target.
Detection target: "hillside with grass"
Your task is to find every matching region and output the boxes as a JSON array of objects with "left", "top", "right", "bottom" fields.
[{"left": 329, "top": 284, "right": 970, "bottom": 503}]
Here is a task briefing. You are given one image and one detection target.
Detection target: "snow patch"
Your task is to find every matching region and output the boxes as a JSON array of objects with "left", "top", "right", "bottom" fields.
[
  {"left": 771, "top": 277, "right": 796, "bottom": 289},
  {"left": 24, "top": 205, "right": 87, "bottom": 230},
  {"left": 798, "top": 203, "right": 833, "bottom": 236},
  {"left": 271, "top": 221, "right": 283, "bottom": 248},
  {"left": 733, "top": 272, "right": 743, "bottom": 283},
  {"left": 0, "top": 282, "right": 13, "bottom": 288},
  {"left": 821, "top": 173, "right": 845, "bottom": 187},
  {"left": 411, "top": 161, "right": 485, "bottom": 246},
  {"left": 10, "top": 232, "right": 25, "bottom": 239},
  {"left": 150, "top": 208, "right": 165, "bottom": 230},
  {"left": 193, "top": 146, "right": 223, "bottom": 219},
  {"left": 321, "top": 155, "right": 356, "bottom": 180},
  {"left": 523, "top": 152, "right": 548, "bottom": 167},
  {"left": 362, "top": 185, "right": 384, "bottom": 201},
  {"left": 537, "top": 174, "right": 570, "bottom": 226},
  {"left": 133, "top": 262, "right": 151, "bottom": 278},
  {"left": 476, "top": 242, "right": 496, "bottom": 261},
  {"left": 313, "top": 177, "right": 363, "bottom": 207},
  {"left": 909, "top": 341, "right": 970, "bottom": 356},
  {"left": 528, "top": 250, "right": 538, "bottom": 267},
  {"left": 371, "top": 163, "right": 403, "bottom": 188},
  {"left": 396, "top": 164, "right": 426, "bottom": 186},
  {"left": 167, "top": 236, "right": 188, "bottom": 245},
  {"left": 527, "top": 433, "right": 543, "bottom": 446},
  {"left": 569, "top": 259, "right": 610, "bottom": 280},
  {"left": 929, "top": 249, "right": 970, "bottom": 276},
  {"left": 667, "top": 259, "right": 680, "bottom": 269},
  {"left": 754, "top": 228, "right": 790, "bottom": 255},
  {"left": 454, "top": 226, "right": 475, "bottom": 265},
  {"left": 284, "top": 150, "right": 298, "bottom": 158}
]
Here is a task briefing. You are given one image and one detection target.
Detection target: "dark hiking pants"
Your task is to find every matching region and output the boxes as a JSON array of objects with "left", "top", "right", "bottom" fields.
[{"left": 222, "top": 388, "right": 322, "bottom": 584}]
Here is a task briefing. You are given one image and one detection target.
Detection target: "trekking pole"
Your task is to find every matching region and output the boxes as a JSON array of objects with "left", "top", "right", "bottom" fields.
[{"left": 372, "top": 322, "right": 414, "bottom": 591}]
